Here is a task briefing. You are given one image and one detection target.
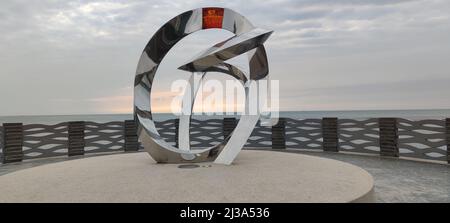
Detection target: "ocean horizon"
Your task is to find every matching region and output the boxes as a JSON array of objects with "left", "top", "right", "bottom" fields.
[{"left": 1, "top": 109, "right": 450, "bottom": 124}]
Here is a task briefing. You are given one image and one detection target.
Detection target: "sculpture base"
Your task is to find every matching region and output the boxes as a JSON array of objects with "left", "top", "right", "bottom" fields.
[{"left": 0, "top": 150, "right": 374, "bottom": 202}]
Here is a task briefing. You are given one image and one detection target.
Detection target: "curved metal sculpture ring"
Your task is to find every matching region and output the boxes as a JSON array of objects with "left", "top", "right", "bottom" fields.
[{"left": 134, "top": 7, "right": 273, "bottom": 165}]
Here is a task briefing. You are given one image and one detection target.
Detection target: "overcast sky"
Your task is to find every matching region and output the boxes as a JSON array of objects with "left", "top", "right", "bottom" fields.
[{"left": 1, "top": 0, "right": 449, "bottom": 116}]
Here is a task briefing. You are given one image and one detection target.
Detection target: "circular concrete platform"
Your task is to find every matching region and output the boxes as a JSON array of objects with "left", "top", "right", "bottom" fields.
[{"left": 0, "top": 150, "right": 374, "bottom": 203}]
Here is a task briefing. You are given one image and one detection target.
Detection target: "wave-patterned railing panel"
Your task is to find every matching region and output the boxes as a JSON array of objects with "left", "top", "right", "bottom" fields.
[
  {"left": 247, "top": 121, "right": 272, "bottom": 147},
  {"left": 155, "top": 119, "right": 177, "bottom": 146},
  {"left": 190, "top": 119, "right": 223, "bottom": 147},
  {"left": 84, "top": 121, "right": 124, "bottom": 154},
  {"left": 338, "top": 118, "right": 380, "bottom": 154},
  {"left": 285, "top": 118, "right": 323, "bottom": 150},
  {"left": 154, "top": 119, "right": 274, "bottom": 148},
  {"left": 398, "top": 119, "right": 447, "bottom": 161},
  {"left": 22, "top": 123, "right": 68, "bottom": 159}
]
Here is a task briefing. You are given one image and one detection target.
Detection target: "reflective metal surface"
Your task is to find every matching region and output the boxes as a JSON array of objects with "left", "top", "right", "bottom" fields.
[{"left": 134, "top": 7, "right": 272, "bottom": 164}]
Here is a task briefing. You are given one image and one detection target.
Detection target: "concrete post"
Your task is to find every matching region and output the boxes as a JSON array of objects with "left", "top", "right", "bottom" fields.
[
  {"left": 68, "top": 121, "right": 85, "bottom": 156},
  {"left": 322, "top": 118, "right": 339, "bottom": 152},
  {"left": 379, "top": 118, "right": 399, "bottom": 157},
  {"left": 446, "top": 118, "right": 450, "bottom": 164},
  {"left": 272, "top": 118, "right": 286, "bottom": 149},
  {"left": 174, "top": 119, "right": 179, "bottom": 148},
  {"left": 223, "top": 118, "right": 237, "bottom": 139},
  {"left": 124, "top": 120, "right": 139, "bottom": 151},
  {"left": 2, "top": 123, "right": 23, "bottom": 163}
]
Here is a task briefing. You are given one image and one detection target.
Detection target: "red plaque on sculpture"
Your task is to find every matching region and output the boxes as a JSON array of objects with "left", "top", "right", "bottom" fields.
[{"left": 202, "top": 7, "right": 224, "bottom": 29}]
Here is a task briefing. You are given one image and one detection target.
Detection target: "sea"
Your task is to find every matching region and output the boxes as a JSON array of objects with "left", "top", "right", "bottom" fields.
[{"left": 1, "top": 109, "right": 450, "bottom": 124}]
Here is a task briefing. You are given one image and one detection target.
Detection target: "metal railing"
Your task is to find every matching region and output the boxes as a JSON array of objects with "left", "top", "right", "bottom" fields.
[{"left": 1, "top": 118, "right": 449, "bottom": 164}]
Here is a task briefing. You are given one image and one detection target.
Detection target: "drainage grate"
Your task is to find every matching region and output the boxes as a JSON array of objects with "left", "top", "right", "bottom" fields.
[{"left": 177, "top": 164, "right": 200, "bottom": 169}]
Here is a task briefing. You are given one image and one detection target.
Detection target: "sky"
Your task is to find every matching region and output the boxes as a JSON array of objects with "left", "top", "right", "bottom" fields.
[{"left": 0, "top": 0, "right": 449, "bottom": 116}]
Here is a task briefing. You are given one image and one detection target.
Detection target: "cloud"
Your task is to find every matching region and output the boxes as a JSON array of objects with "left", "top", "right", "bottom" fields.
[{"left": 1, "top": 0, "right": 450, "bottom": 115}]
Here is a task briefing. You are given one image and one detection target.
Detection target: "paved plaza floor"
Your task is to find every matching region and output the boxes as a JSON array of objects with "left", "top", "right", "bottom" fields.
[{"left": 0, "top": 149, "right": 448, "bottom": 202}]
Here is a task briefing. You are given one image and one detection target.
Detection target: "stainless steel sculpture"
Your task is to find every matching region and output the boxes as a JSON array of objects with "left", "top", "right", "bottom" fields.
[{"left": 134, "top": 7, "right": 273, "bottom": 165}]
